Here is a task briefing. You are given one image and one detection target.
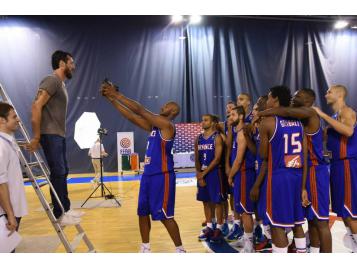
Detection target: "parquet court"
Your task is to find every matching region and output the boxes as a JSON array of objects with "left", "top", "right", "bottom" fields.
[{"left": 16, "top": 172, "right": 350, "bottom": 253}]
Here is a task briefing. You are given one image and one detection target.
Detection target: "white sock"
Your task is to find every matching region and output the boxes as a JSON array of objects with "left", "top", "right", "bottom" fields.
[
  {"left": 346, "top": 226, "right": 352, "bottom": 235},
  {"left": 272, "top": 244, "right": 288, "bottom": 253},
  {"left": 142, "top": 243, "right": 150, "bottom": 249},
  {"left": 216, "top": 224, "right": 223, "bottom": 230},
  {"left": 207, "top": 222, "right": 213, "bottom": 229},
  {"left": 294, "top": 237, "right": 307, "bottom": 253},
  {"left": 310, "top": 246, "right": 320, "bottom": 253},
  {"left": 263, "top": 225, "right": 272, "bottom": 240},
  {"left": 244, "top": 232, "right": 253, "bottom": 241},
  {"left": 234, "top": 219, "right": 241, "bottom": 226}
]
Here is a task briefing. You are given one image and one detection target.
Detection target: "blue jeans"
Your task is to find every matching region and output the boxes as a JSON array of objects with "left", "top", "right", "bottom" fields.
[{"left": 40, "top": 134, "right": 70, "bottom": 218}]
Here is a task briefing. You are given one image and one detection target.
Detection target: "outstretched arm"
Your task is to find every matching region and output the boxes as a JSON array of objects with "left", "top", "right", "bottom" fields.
[
  {"left": 102, "top": 83, "right": 174, "bottom": 139},
  {"left": 102, "top": 84, "right": 172, "bottom": 130},
  {"left": 108, "top": 98, "right": 152, "bottom": 131},
  {"left": 258, "top": 106, "right": 315, "bottom": 120},
  {"left": 313, "top": 106, "right": 355, "bottom": 137}
]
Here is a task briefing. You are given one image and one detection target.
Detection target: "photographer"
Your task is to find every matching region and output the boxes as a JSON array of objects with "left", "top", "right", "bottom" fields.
[{"left": 88, "top": 137, "right": 108, "bottom": 185}]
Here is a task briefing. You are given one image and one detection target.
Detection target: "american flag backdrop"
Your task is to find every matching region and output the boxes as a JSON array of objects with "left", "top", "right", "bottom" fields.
[{"left": 173, "top": 123, "right": 202, "bottom": 153}]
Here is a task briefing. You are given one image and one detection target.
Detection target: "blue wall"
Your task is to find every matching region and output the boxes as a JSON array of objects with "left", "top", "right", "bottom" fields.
[{"left": 1, "top": 16, "right": 357, "bottom": 173}]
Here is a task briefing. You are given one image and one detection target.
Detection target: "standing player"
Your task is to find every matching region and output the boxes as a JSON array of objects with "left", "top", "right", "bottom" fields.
[
  {"left": 228, "top": 106, "right": 256, "bottom": 252},
  {"left": 27, "top": 50, "right": 83, "bottom": 226},
  {"left": 258, "top": 88, "right": 332, "bottom": 253},
  {"left": 244, "top": 96, "right": 272, "bottom": 250},
  {"left": 314, "top": 85, "right": 357, "bottom": 253},
  {"left": 219, "top": 101, "right": 237, "bottom": 228},
  {"left": 237, "top": 93, "right": 253, "bottom": 123},
  {"left": 225, "top": 111, "right": 244, "bottom": 242},
  {"left": 101, "top": 82, "right": 185, "bottom": 253},
  {"left": 195, "top": 114, "right": 225, "bottom": 242},
  {"left": 250, "top": 85, "right": 308, "bottom": 253}
]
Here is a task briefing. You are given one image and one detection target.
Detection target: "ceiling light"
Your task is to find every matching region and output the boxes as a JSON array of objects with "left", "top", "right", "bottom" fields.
[
  {"left": 334, "top": 20, "right": 349, "bottom": 29},
  {"left": 172, "top": 15, "right": 183, "bottom": 24},
  {"left": 189, "top": 15, "right": 202, "bottom": 24}
]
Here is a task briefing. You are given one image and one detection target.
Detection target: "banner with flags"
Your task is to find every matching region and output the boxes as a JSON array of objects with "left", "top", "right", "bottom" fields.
[{"left": 117, "top": 132, "right": 134, "bottom": 172}]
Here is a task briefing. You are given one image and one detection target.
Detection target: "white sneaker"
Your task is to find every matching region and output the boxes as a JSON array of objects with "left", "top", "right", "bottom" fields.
[
  {"left": 66, "top": 209, "right": 85, "bottom": 218},
  {"left": 59, "top": 213, "right": 81, "bottom": 227},
  {"left": 175, "top": 247, "right": 187, "bottom": 253},
  {"left": 240, "top": 239, "right": 255, "bottom": 253},
  {"left": 139, "top": 244, "right": 151, "bottom": 253},
  {"left": 229, "top": 236, "right": 245, "bottom": 248}
]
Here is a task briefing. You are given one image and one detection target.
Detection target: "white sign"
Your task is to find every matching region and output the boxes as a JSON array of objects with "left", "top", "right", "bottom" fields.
[{"left": 117, "top": 132, "right": 134, "bottom": 172}]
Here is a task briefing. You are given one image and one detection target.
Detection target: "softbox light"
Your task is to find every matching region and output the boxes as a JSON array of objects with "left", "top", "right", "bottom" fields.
[{"left": 74, "top": 112, "right": 101, "bottom": 149}]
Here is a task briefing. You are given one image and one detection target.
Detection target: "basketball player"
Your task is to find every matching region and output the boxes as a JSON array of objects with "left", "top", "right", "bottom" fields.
[
  {"left": 250, "top": 85, "right": 308, "bottom": 253},
  {"left": 195, "top": 114, "right": 225, "bottom": 242},
  {"left": 313, "top": 85, "right": 357, "bottom": 253},
  {"left": 225, "top": 111, "right": 244, "bottom": 242},
  {"left": 244, "top": 96, "right": 272, "bottom": 251},
  {"left": 237, "top": 93, "right": 253, "bottom": 123},
  {"left": 228, "top": 106, "right": 256, "bottom": 252},
  {"left": 258, "top": 88, "right": 332, "bottom": 253},
  {"left": 101, "top": 82, "right": 185, "bottom": 253}
]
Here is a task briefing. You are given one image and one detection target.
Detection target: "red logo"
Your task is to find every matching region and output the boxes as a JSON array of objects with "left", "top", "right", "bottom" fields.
[{"left": 120, "top": 138, "right": 131, "bottom": 148}]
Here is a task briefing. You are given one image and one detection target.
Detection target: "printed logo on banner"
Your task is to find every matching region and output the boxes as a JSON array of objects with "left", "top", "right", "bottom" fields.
[{"left": 120, "top": 138, "right": 131, "bottom": 149}]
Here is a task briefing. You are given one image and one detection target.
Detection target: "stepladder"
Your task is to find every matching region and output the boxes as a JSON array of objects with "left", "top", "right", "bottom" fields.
[{"left": 0, "top": 83, "right": 96, "bottom": 253}]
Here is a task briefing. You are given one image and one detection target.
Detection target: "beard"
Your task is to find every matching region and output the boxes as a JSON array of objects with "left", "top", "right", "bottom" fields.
[
  {"left": 231, "top": 119, "right": 240, "bottom": 126},
  {"left": 64, "top": 68, "right": 73, "bottom": 79}
]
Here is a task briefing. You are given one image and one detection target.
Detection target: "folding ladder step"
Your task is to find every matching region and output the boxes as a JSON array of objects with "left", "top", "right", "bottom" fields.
[
  {"left": 16, "top": 140, "right": 28, "bottom": 147},
  {"left": 38, "top": 181, "right": 49, "bottom": 187},
  {"left": 70, "top": 231, "right": 85, "bottom": 250},
  {"left": 25, "top": 161, "right": 44, "bottom": 168}
]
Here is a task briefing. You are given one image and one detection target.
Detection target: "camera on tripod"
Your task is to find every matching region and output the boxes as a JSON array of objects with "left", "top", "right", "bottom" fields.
[{"left": 97, "top": 128, "right": 108, "bottom": 135}]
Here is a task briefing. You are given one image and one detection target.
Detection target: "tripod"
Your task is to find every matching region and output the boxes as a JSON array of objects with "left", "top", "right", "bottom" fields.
[{"left": 81, "top": 133, "right": 121, "bottom": 207}]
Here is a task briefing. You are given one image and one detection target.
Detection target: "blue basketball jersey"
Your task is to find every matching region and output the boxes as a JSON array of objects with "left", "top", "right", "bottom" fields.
[
  {"left": 269, "top": 116, "right": 304, "bottom": 170},
  {"left": 198, "top": 132, "right": 219, "bottom": 170},
  {"left": 143, "top": 126, "right": 175, "bottom": 175},
  {"left": 245, "top": 111, "right": 253, "bottom": 124},
  {"left": 253, "top": 127, "right": 263, "bottom": 173},
  {"left": 327, "top": 113, "right": 357, "bottom": 161},
  {"left": 306, "top": 121, "right": 328, "bottom": 166}
]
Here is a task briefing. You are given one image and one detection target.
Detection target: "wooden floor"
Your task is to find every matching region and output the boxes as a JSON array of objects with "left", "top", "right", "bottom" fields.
[{"left": 19, "top": 175, "right": 207, "bottom": 253}]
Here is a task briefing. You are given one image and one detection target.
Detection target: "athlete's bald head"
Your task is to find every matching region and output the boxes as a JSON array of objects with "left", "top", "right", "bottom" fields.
[
  {"left": 325, "top": 84, "right": 348, "bottom": 105},
  {"left": 160, "top": 101, "right": 180, "bottom": 119}
]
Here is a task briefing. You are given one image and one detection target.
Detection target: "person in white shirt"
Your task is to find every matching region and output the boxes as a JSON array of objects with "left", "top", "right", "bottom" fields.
[
  {"left": 88, "top": 138, "right": 108, "bottom": 185},
  {"left": 0, "top": 102, "right": 28, "bottom": 252}
]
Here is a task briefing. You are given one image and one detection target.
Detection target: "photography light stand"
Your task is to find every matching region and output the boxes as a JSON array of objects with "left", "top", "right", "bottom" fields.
[{"left": 81, "top": 130, "right": 121, "bottom": 207}]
